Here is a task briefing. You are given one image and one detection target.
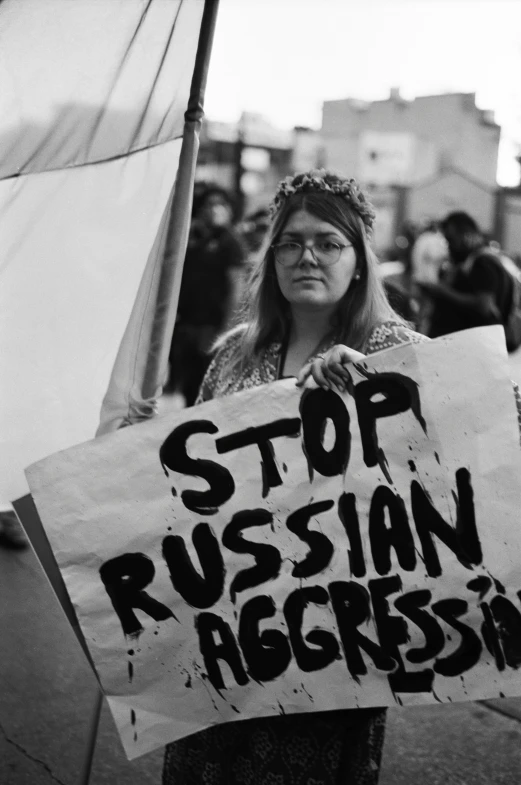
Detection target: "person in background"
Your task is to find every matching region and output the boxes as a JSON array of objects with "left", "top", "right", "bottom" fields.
[
  {"left": 393, "top": 219, "right": 419, "bottom": 289},
  {"left": 410, "top": 220, "right": 449, "bottom": 334},
  {"left": 418, "top": 211, "right": 512, "bottom": 339},
  {"left": 379, "top": 220, "right": 422, "bottom": 327},
  {"left": 165, "top": 184, "right": 245, "bottom": 405},
  {"left": 163, "top": 169, "right": 427, "bottom": 785},
  {"left": 236, "top": 206, "right": 272, "bottom": 302},
  {"left": 241, "top": 207, "right": 271, "bottom": 257}
]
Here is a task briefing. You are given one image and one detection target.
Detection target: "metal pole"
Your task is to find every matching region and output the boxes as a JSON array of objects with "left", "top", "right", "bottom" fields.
[{"left": 141, "top": 0, "right": 221, "bottom": 400}]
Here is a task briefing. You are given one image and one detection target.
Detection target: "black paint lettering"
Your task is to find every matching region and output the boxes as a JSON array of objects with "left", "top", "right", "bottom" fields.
[
  {"left": 196, "top": 612, "right": 249, "bottom": 690},
  {"left": 222, "top": 509, "right": 281, "bottom": 603},
  {"left": 99, "top": 553, "right": 174, "bottom": 637},
  {"left": 411, "top": 468, "right": 482, "bottom": 578},
  {"left": 328, "top": 581, "right": 396, "bottom": 682},
  {"left": 369, "top": 576, "right": 434, "bottom": 693},
  {"left": 354, "top": 371, "right": 426, "bottom": 482},
  {"left": 162, "top": 523, "right": 225, "bottom": 608},
  {"left": 467, "top": 575, "right": 493, "bottom": 600},
  {"left": 337, "top": 493, "right": 366, "bottom": 578},
  {"left": 489, "top": 596, "right": 521, "bottom": 669},
  {"left": 300, "top": 388, "right": 351, "bottom": 478},
  {"left": 216, "top": 419, "right": 301, "bottom": 497},
  {"left": 286, "top": 500, "right": 335, "bottom": 578},
  {"left": 394, "top": 590, "right": 445, "bottom": 664},
  {"left": 283, "top": 586, "right": 340, "bottom": 672},
  {"left": 480, "top": 601, "right": 506, "bottom": 671},
  {"left": 369, "top": 485, "right": 416, "bottom": 575},
  {"left": 431, "top": 598, "right": 482, "bottom": 677},
  {"left": 493, "top": 577, "right": 506, "bottom": 595},
  {"left": 160, "top": 420, "right": 234, "bottom": 514},
  {"left": 238, "top": 595, "right": 292, "bottom": 682}
]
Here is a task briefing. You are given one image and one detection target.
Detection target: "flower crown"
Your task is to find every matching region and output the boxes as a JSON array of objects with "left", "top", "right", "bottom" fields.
[{"left": 269, "top": 169, "right": 376, "bottom": 233}]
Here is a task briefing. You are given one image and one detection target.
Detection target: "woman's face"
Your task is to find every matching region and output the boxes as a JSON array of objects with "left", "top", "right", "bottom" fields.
[
  {"left": 274, "top": 210, "right": 358, "bottom": 312},
  {"left": 199, "top": 194, "right": 232, "bottom": 227}
]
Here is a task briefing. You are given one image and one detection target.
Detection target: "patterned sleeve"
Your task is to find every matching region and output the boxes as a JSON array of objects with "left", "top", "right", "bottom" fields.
[
  {"left": 364, "top": 320, "right": 429, "bottom": 355},
  {"left": 194, "top": 331, "right": 242, "bottom": 404}
]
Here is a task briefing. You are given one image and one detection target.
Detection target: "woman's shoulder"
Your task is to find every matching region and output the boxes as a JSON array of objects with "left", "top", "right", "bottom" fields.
[
  {"left": 212, "top": 325, "right": 248, "bottom": 361},
  {"left": 365, "top": 319, "right": 429, "bottom": 355},
  {"left": 196, "top": 325, "right": 282, "bottom": 403},
  {"left": 195, "top": 327, "right": 246, "bottom": 403}
]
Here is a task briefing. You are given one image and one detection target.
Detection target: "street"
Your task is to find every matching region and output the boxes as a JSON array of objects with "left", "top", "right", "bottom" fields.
[{"left": 2, "top": 347, "right": 521, "bottom": 785}]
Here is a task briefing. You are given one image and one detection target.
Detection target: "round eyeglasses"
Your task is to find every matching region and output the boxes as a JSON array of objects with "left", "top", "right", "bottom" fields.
[{"left": 271, "top": 240, "right": 350, "bottom": 267}]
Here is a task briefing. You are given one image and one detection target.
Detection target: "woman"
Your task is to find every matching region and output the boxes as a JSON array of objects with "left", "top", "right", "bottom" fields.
[{"left": 163, "top": 169, "right": 426, "bottom": 785}]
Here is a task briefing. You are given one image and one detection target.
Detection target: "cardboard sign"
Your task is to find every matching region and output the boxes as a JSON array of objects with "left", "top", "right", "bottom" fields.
[{"left": 26, "top": 327, "right": 521, "bottom": 759}]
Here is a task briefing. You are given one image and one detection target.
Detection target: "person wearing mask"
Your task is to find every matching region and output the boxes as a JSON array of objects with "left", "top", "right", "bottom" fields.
[
  {"left": 418, "top": 211, "right": 512, "bottom": 339},
  {"left": 162, "top": 169, "right": 427, "bottom": 785},
  {"left": 165, "top": 184, "right": 245, "bottom": 405}
]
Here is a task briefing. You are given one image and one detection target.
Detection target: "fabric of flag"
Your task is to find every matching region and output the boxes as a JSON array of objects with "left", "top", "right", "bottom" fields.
[{"left": 0, "top": 0, "right": 206, "bottom": 503}]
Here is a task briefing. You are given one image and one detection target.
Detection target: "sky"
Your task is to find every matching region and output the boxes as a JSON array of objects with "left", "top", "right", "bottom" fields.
[{"left": 203, "top": 0, "right": 521, "bottom": 186}]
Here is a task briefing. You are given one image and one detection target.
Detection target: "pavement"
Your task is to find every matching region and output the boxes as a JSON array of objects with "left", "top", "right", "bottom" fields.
[
  {"left": 2, "top": 348, "right": 521, "bottom": 785},
  {"left": 3, "top": 541, "right": 521, "bottom": 785},
  {"left": 0, "top": 544, "right": 163, "bottom": 785}
]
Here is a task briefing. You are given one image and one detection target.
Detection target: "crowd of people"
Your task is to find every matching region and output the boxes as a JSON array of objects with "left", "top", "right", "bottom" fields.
[
  {"left": 3, "top": 179, "right": 518, "bottom": 557},
  {"left": 162, "top": 177, "right": 521, "bottom": 415}
]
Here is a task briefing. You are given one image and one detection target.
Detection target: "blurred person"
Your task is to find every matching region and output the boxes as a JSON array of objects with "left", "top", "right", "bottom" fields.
[
  {"left": 394, "top": 219, "right": 419, "bottom": 287},
  {"left": 411, "top": 221, "right": 448, "bottom": 285},
  {"left": 242, "top": 207, "right": 271, "bottom": 256},
  {"left": 379, "top": 220, "right": 422, "bottom": 327},
  {"left": 165, "top": 184, "right": 246, "bottom": 405},
  {"left": 238, "top": 206, "right": 272, "bottom": 296},
  {"left": 163, "top": 169, "right": 427, "bottom": 785},
  {"left": 410, "top": 220, "right": 449, "bottom": 334},
  {"left": 419, "top": 211, "right": 513, "bottom": 339},
  {"left": 380, "top": 272, "right": 419, "bottom": 326}
]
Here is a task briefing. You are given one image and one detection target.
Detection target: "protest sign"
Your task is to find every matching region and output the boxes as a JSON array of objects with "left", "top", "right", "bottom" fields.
[{"left": 26, "top": 327, "right": 521, "bottom": 760}]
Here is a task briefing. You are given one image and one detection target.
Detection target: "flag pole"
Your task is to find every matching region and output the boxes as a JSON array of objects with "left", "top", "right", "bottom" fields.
[
  {"left": 80, "top": 1, "right": 220, "bottom": 780},
  {"left": 141, "top": 0, "right": 221, "bottom": 401}
]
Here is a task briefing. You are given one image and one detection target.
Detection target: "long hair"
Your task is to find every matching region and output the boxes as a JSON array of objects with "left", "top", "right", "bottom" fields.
[{"left": 220, "top": 190, "right": 402, "bottom": 376}]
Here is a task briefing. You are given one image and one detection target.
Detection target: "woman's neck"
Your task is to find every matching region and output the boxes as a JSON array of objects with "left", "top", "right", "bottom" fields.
[
  {"left": 280, "top": 306, "right": 335, "bottom": 378},
  {"left": 288, "top": 306, "right": 334, "bottom": 346}
]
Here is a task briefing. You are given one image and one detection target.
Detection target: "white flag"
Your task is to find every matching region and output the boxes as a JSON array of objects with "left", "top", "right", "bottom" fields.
[{"left": 0, "top": 0, "right": 207, "bottom": 502}]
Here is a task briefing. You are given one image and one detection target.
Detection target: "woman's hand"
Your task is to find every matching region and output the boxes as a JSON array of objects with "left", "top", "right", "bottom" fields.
[{"left": 296, "top": 344, "right": 366, "bottom": 392}]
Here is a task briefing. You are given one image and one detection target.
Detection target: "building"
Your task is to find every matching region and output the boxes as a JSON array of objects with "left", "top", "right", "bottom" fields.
[
  {"left": 196, "top": 113, "right": 322, "bottom": 216},
  {"left": 322, "top": 88, "right": 500, "bottom": 188},
  {"left": 496, "top": 186, "right": 521, "bottom": 263},
  {"left": 196, "top": 113, "right": 292, "bottom": 216},
  {"left": 196, "top": 97, "right": 521, "bottom": 259},
  {"left": 321, "top": 89, "right": 509, "bottom": 255}
]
